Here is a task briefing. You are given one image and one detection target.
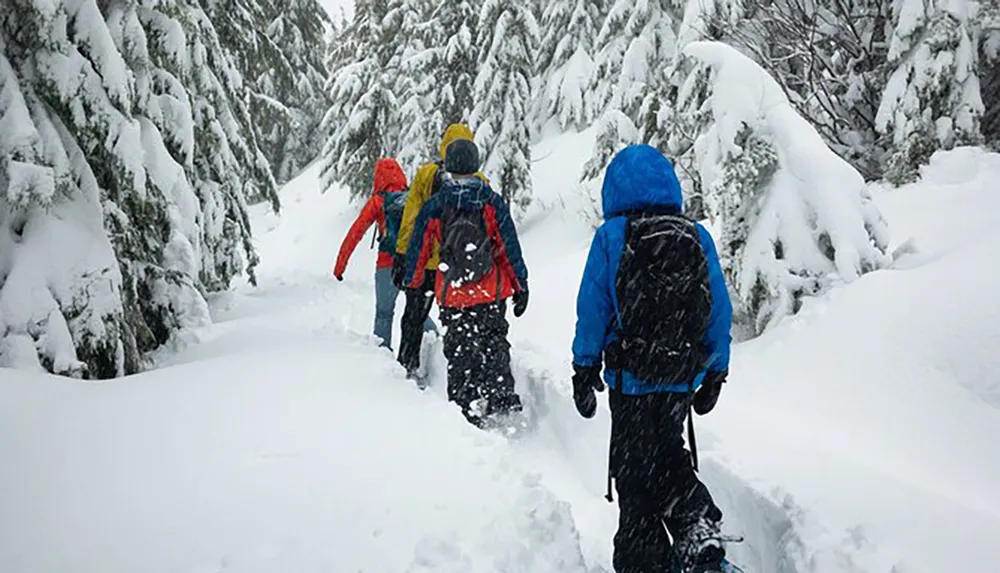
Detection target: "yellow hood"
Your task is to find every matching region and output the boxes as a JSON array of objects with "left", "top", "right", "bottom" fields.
[{"left": 439, "top": 124, "right": 475, "bottom": 160}]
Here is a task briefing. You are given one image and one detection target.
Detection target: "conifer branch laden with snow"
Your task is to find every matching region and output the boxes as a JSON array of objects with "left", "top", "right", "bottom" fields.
[
  {"left": 683, "top": 41, "right": 891, "bottom": 334},
  {"left": 709, "top": 0, "right": 892, "bottom": 181},
  {"left": 1, "top": 0, "right": 280, "bottom": 378}
]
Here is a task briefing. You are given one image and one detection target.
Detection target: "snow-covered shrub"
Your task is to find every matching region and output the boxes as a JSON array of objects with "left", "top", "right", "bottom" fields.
[
  {"left": 684, "top": 41, "right": 891, "bottom": 334},
  {"left": 877, "top": 0, "right": 984, "bottom": 185}
]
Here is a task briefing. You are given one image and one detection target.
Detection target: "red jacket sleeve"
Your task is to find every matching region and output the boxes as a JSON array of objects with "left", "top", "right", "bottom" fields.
[{"left": 334, "top": 195, "right": 381, "bottom": 277}]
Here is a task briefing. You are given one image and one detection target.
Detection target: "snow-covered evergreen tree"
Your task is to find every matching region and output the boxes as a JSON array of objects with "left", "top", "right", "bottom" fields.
[
  {"left": 0, "top": 0, "right": 277, "bottom": 378},
  {"left": 581, "top": 110, "right": 640, "bottom": 186},
  {"left": 684, "top": 41, "right": 890, "bottom": 334},
  {"left": 639, "top": 0, "right": 744, "bottom": 219},
  {"left": 201, "top": 0, "right": 330, "bottom": 185},
  {"left": 587, "top": 0, "right": 680, "bottom": 123},
  {"left": 198, "top": 0, "right": 286, "bottom": 193},
  {"left": 432, "top": 0, "right": 480, "bottom": 126},
  {"left": 976, "top": 0, "right": 1000, "bottom": 149},
  {"left": 386, "top": 0, "right": 437, "bottom": 172},
  {"left": 0, "top": 32, "right": 130, "bottom": 378},
  {"left": 877, "top": 0, "right": 984, "bottom": 185},
  {"left": 581, "top": 0, "right": 681, "bottom": 193},
  {"left": 141, "top": 0, "right": 278, "bottom": 285},
  {"left": 472, "top": 0, "right": 539, "bottom": 210},
  {"left": 321, "top": 0, "right": 397, "bottom": 198},
  {"left": 262, "top": 0, "right": 332, "bottom": 182},
  {"left": 534, "top": 0, "right": 604, "bottom": 131}
]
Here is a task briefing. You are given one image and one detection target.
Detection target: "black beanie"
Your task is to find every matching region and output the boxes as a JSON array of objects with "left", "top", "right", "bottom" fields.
[{"left": 444, "top": 139, "right": 480, "bottom": 175}]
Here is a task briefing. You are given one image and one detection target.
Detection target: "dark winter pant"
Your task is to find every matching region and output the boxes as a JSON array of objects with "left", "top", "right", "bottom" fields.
[
  {"left": 609, "top": 391, "right": 722, "bottom": 573},
  {"left": 375, "top": 268, "right": 435, "bottom": 351},
  {"left": 397, "top": 269, "right": 437, "bottom": 372},
  {"left": 439, "top": 301, "right": 522, "bottom": 425}
]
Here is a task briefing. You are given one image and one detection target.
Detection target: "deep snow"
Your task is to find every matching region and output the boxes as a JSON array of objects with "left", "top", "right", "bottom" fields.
[{"left": 2, "top": 134, "right": 999, "bottom": 573}]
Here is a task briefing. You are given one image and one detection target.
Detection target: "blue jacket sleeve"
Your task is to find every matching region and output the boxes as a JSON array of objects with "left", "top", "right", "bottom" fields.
[
  {"left": 572, "top": 226, "right": 615, "bottom": 368},
  {"left": 490, "top": 193, "right": 528, "bottom": 291},
  {"left": 403, "top": 196, "right": 440, "bottom": 286},
  {"left": 697, "top": 223, "right": 733, "bottom": 373}
]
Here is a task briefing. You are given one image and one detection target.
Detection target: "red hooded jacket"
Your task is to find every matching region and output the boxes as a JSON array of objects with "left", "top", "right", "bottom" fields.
[{"left": 334, "top": 158, "right": 408, "bottom": 277}]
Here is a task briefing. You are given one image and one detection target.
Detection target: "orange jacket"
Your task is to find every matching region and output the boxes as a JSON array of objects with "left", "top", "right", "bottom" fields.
[{"left": 334, "top": 158, "right": 407, "bottom": 277}]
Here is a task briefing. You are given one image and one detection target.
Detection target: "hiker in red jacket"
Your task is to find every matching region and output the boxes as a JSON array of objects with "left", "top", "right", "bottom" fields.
[
  {"left": 402, "top": 140, "right": 529, "bottom": 426},
  {"left": 334, "top": 158, "right": 436, "bottom": 349}
]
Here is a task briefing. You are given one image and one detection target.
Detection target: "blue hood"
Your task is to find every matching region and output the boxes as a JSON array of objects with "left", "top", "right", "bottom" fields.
[{"left": 602, "top": 144, "right": 683, "bottom": 219}]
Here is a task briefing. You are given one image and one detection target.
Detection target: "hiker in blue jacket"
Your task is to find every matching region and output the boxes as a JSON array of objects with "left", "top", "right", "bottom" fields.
[{"left": 572, "top": 145, "right": 735, "bottom": 573}]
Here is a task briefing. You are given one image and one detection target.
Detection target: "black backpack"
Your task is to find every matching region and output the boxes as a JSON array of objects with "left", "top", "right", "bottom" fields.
[
  {"left": 440, "top": 206, "right": 495, "bottom": 288},
  {"left": 614, "top": 213, "right": 712, "bottom": 384}
]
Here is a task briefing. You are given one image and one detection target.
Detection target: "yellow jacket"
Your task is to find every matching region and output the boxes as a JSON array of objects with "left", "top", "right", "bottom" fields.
[{"left": 396, "top": 124, "right": 487, "bottom": 270}]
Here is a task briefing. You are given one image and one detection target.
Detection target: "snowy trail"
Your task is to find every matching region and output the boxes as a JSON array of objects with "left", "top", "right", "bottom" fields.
[{"left": 3, "top": 141, "right": 1000, "bottom": 572}]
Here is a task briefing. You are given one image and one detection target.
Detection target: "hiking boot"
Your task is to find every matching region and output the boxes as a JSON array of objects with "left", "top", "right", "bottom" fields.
[
  {"left": 406, "top": 368, "right": 428, "bottom": 389},
  {"left": 675, "top": 517, "right": 727, "bottom": 573}
]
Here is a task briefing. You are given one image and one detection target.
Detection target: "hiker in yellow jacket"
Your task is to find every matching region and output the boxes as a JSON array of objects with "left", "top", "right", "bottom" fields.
[{"left": 392, "top": 124, "right": 484, "bottom": 380}]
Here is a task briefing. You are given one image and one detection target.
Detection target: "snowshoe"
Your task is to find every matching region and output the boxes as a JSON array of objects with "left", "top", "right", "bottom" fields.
[
  {"left": 481, "top": 409, "right": 532, "bottom": 439},
  {"left": 674, "top": 518, "right": 745, "bottom": 573},
  {"left": 719, "top": 559, "right": 746, "bottom": 573},
  {"left": 479, "top": 394, "right": 537, "bottom": 439},
  {"left": 672, "top": 554, "right": 745, "bottom": 573}
]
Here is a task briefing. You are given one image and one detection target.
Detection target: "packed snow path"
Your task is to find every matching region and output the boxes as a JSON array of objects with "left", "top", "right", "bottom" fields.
[{"left": 3, "top": 138, "right": 1000, "bottom": 573}]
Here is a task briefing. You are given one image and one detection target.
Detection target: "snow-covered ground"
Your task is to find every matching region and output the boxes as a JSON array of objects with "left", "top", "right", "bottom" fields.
[{"left": 2, "top": 134, "right": 999, "bottom": 573}]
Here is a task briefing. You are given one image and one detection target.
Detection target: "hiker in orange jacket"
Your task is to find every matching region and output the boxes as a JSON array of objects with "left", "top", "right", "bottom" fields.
[{"left": 334, "top": 158, "right": 436, "bottom": 349}]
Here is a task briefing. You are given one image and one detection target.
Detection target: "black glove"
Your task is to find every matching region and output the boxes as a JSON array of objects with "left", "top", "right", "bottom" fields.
[
  {"left": 512, "top": 289, "right": 529, "bottom": 317},
  {"left": 572, "top": 364, "right": 604, "bottom": 419},
  {"left": 693, "top": 370, "right": 727, "bottom": 416},
  {"left": 392, "top": 254, "right": 406, "bottom": 289},
  {"left": 335, "top": 274, "right": 344, "bottom": 282}
]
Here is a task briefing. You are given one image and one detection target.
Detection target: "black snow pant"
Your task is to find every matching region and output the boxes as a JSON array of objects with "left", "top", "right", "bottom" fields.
[
  {"left": 397, "top": 269, "right": 436, "bottom": 373},
  {"left": 439, "top": 301, "right": 522, "bottom": 425},
  {"left": 609, "top": 390, "right": 722, "bottom": 573}
]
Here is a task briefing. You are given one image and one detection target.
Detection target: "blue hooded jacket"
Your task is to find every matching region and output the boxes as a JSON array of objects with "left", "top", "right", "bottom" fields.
[{"left": 572, "top": 145, "right": 733, "bottom": 394}]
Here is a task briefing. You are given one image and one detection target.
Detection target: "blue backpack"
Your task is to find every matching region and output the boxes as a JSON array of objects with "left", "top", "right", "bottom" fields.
[{"left": 378, "top": 190, "right": 408, "bottom": 255}]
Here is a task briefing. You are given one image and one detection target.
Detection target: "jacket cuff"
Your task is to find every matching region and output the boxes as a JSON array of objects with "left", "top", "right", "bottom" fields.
[{"left": 572, "top": 360, "right": 602, "bottom": 372}]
